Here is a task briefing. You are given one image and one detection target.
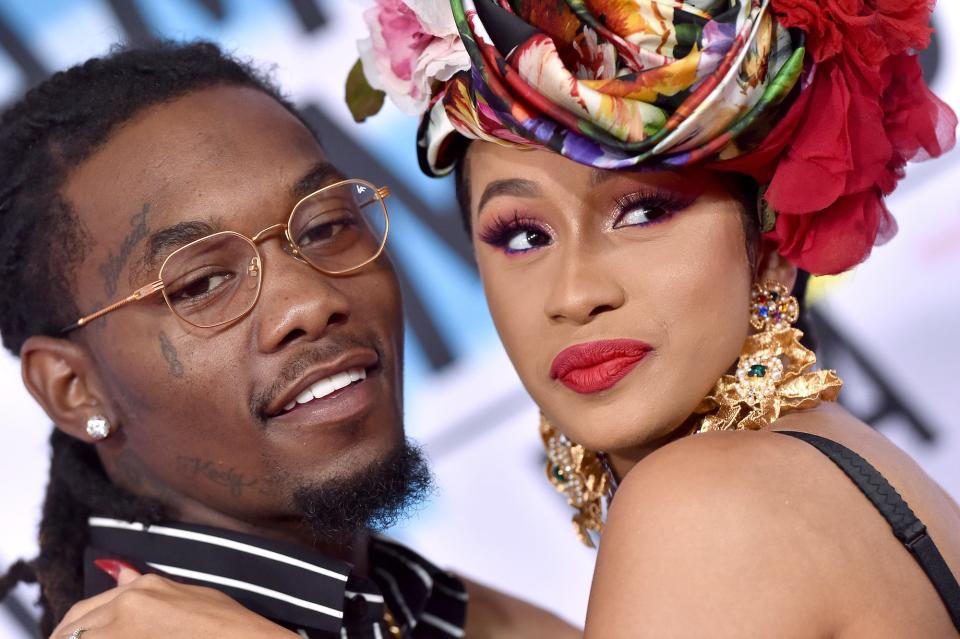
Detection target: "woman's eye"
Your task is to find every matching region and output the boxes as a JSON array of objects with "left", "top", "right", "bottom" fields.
[
  {"left": 477, "top": 214, "right": 553, "bottom": 254},
  {"left": 613, "top": 202, "right": 670, "bottom": 229},
  {"left": 506, "top": 228, "right": 550, "bottom": 253}
]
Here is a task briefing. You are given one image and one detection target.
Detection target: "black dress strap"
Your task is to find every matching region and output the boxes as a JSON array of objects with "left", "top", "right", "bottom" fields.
[{"left": 778, "top": 430, "right": 960, "bottom": 631}]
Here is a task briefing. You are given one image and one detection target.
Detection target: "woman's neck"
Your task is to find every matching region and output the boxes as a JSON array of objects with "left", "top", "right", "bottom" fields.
[{"left": 604, "top": 413, "right": 702, "bottom": 480}]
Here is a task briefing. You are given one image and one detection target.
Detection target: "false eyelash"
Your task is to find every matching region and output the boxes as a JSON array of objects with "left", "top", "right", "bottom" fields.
[
  {"left": 477, "top": 211, "right": 550, "bottom": 249},
  {"left": 612, "top": 188, "right": 697, "bottom": 227}
]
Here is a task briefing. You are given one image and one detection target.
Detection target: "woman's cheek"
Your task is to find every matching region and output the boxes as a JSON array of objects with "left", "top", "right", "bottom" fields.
[{"left": 482, "top": 270, "right": 544, "bottom": 382}]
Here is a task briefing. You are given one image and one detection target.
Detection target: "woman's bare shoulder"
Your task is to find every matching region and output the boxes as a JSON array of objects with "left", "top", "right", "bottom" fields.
[
  {"left": 585, "top": 405, "right": 958, "bottom": 638},
  {"left": 586, "top": 427, "right": 845, "bottom": 637}
]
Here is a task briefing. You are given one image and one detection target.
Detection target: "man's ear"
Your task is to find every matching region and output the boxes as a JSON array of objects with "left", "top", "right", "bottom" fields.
[
  {"left": 20, "top": 335, "right": 112, "bottom": 442},
  {"left": 754, "top": 239, "right": 797, "bottom": 290}
]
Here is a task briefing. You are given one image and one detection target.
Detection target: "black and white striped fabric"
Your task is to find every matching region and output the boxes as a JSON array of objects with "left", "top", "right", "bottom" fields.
[{"left": 83, "top": 517, "right": 467, "bottom": 638}]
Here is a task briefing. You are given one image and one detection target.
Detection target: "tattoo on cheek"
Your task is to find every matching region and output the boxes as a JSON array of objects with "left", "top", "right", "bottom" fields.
[
  {"left": 159, "top": 332, "right": 185, "bottom": 378},
  {"left": 176, "top": 456, "right": 259, "bottom": 497},
  {"left": 98, "top": 203, "right": 151, "bottom": 297}
]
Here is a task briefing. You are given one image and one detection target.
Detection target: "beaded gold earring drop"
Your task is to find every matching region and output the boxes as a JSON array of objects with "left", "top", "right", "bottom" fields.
[
  {"left": 694, "top": 281, "right": 842, "bottom": 432},
  {"left": 540, "top": 413, "right": 609, "bottom": 547}
]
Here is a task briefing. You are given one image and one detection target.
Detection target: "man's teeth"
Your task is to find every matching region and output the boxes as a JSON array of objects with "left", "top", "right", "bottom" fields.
[{"left": 283, "top": 368, "right": 367, "bottom": 412}]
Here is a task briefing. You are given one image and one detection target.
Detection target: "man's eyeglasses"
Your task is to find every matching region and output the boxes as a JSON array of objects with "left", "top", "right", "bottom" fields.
[{"left": 62, "top": 178, "right": 390, "bottom": 333}]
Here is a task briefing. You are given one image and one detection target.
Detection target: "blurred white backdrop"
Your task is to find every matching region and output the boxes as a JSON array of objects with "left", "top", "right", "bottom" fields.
[{"left": 0, "top": 2, "right": 957, "bottom": 636}]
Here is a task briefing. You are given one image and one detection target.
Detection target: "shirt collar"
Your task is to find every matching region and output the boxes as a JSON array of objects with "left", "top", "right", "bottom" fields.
[{"left": 84, "top": 517, "right": 467, "bottom": 638}]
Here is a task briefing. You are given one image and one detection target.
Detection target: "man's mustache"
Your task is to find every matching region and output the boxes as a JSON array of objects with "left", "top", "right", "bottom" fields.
[{"left": 250, "top": 335, "right": 385, "bottom": 420}]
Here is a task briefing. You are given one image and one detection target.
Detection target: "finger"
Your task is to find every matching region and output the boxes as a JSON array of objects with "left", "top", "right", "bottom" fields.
[
  {"left": 49, "top": 602, "right": 115, "bottom": 639},
  {"left": 48, "top": 581, "right": 134, "bottom": 639},
  {"left": 93, "top": 559, "right": 139, "bottom": 584},
  {"left": 115, "top": 565, "right": 141, "bottom": 586}
]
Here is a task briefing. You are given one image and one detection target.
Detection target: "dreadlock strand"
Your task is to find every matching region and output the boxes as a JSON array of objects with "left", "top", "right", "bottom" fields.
[{"left": 0, "top": 40, "right": 308, "bottom": 634}]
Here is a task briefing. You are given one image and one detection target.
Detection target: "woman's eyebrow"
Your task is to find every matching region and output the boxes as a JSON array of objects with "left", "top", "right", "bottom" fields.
[
  {"left": 590, "top": 168, "right": 617, "bottom": 187},
  {"left": 476, "top": 178, "right": 542, "bottom": 214}
]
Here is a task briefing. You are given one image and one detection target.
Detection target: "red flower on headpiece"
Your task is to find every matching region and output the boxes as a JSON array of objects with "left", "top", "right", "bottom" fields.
[
  {"left": 772, "top": 0, "right": 933, "bottom": 65},
  {"left": 732, "top": 0, "right": 956, "bottom": 274}
]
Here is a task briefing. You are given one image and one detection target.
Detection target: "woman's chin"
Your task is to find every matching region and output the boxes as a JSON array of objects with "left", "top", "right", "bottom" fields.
[{"left": 547, "top": 401, "right": 693, "bottom": 462}]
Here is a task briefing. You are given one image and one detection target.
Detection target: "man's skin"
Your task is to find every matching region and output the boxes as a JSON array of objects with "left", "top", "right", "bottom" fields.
[{"left": 20, "top": 85, "right": 580, "bottom": 638}]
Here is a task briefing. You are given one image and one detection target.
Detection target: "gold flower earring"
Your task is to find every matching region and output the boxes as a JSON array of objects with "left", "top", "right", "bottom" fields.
[
  {"left": 540, "top": 413, "right": 610, "bottom": 547},
  {"left": 694, "top": 280, "right": 843, "bottom": 432}
]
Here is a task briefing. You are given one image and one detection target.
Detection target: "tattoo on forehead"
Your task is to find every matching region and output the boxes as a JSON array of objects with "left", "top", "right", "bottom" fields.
[
  {"left": 98, "top": 203, "right": 151, "bottom": 297},
  {"left": 159, "top": 332, "right": 184, "bottom": 378},
  {"left": 176, "top": 456, "right": 258, "bottom": 497}
]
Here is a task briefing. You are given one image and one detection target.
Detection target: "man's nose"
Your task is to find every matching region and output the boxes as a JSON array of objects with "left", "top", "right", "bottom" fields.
[{"left": 252, "top": 240, "right": 351, "bottom": 352}]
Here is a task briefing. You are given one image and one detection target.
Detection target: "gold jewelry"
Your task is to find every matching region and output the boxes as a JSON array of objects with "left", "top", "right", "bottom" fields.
[
  {"left": 541, "top": 413, "right": 609, "bottom": 547},
  {"left": 382, "top": 603, "right": 402, "bottom": 638},
  {"left": 694, "top": 281, "right": 842, "bottom": 432}
]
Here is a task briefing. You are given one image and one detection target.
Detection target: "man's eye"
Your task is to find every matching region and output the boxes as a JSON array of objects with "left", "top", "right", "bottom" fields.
[
  {"left": 172, "top": 272, "right": 233, "bottom": 301},
  {"left": 299, "top": 217, "right": 356, "bottom": 246}
]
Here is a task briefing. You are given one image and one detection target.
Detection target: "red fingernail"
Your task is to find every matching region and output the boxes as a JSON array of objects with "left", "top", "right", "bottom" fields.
[{"left": 93, "top": 559, "right": 138, "bottom": 582}]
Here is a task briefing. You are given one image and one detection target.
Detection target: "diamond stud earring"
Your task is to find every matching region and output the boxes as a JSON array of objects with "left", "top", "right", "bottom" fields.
[{"left": 85, "top": 415, "right": 112, "bottom": 441}]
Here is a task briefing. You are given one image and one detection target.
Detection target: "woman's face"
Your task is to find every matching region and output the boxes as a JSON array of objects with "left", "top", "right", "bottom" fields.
[{"left": 466, "top": 142, "right": 769, "bottom": 461}]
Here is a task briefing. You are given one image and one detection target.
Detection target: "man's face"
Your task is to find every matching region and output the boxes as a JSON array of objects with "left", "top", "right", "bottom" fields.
[{"left": 61, "top": 86, "right": 405, "bottom": 537}]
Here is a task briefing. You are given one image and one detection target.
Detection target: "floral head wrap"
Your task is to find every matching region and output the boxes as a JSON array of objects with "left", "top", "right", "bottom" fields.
[{"left": 351, "top": 0, "right": 956, "bottom": 274}]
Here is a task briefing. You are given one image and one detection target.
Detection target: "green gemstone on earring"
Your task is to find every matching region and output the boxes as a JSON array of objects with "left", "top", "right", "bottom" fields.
[
  {"left": 748, "top": 364, "right": 768, "bottom": 378},
  {"left": 552, "top": 465, "right": 566, "bottom": 483}
]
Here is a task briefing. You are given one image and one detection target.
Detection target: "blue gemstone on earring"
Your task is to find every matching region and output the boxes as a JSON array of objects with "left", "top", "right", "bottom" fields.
[
  {"left": 552, "top": 465, "right": 566, "bottom": 483},
  {"left": 748, "top": 364, "right": 767, "bottom": 378},
  {"left": 759, "top": 307, "right": 769, "bottom": 317}
]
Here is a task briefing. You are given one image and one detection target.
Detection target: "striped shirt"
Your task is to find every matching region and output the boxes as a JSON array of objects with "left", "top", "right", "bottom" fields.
[{"left": 83, "top": 517, "right": 468, "bottom": 638}]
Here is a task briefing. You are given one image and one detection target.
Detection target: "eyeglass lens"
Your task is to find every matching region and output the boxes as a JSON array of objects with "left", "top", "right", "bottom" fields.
[
  {"left": 156, "top": 181, "right": 387, "bottom": 328},
  {"left": 289, "top": 180, "right": 387, "bottom": 273}
]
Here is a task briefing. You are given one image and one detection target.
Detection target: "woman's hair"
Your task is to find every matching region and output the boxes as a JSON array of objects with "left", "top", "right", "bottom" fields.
[{"left": 0, "top": 41, "right": 304, "bottom": 635}]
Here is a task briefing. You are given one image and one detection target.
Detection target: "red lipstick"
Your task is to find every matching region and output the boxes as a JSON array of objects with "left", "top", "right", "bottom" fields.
[{"left": 550, "top": 339, "right": 653, "bottom": 394}]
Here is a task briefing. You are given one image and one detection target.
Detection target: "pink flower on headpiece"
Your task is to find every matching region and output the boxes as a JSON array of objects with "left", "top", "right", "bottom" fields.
[{"left": 358, "top": 0, "right": 470, "bottom": 115}]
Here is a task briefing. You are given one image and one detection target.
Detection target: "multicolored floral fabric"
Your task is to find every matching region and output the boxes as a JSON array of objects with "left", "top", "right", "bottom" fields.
[
  {"left": 420, "top": 0, "right": 805, "bottom": 177},
  {"left": 355, "top": 0, "right": 956, "bottom": 274}
]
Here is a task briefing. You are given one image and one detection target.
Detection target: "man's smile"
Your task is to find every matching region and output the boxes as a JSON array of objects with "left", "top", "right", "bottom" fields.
[
  {"left": 263, "top": 347, "right": 382, "bottom": 424},
  {"left": 281, "top": 367, "right": 368, "bottom": 413}
]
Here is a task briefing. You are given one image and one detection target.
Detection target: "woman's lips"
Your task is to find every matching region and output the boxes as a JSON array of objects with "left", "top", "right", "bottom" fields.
[{"left": 550, "top": 339, "right": 653, "bottom": 394}]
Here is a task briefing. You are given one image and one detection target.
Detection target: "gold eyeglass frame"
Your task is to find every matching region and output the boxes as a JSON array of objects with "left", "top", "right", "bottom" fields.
[{"left": 62, "top": 178, "right": 391, "bottom": 333}]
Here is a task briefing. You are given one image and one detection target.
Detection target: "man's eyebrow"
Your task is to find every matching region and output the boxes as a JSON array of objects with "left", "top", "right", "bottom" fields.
[
  {"left": 476, "top": 178, "right": 542, "bottom": 215},
  {"left": 137, "top": 220, "right": 221, "bottom": 277},
  {"left": 292, "top": 161, "right": 347, "bottom": 201}
]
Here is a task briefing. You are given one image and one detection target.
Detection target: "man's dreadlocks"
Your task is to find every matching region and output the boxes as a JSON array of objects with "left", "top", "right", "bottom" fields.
[{"left": 0, "top": 41, "right": 306, "bottom": 635}]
